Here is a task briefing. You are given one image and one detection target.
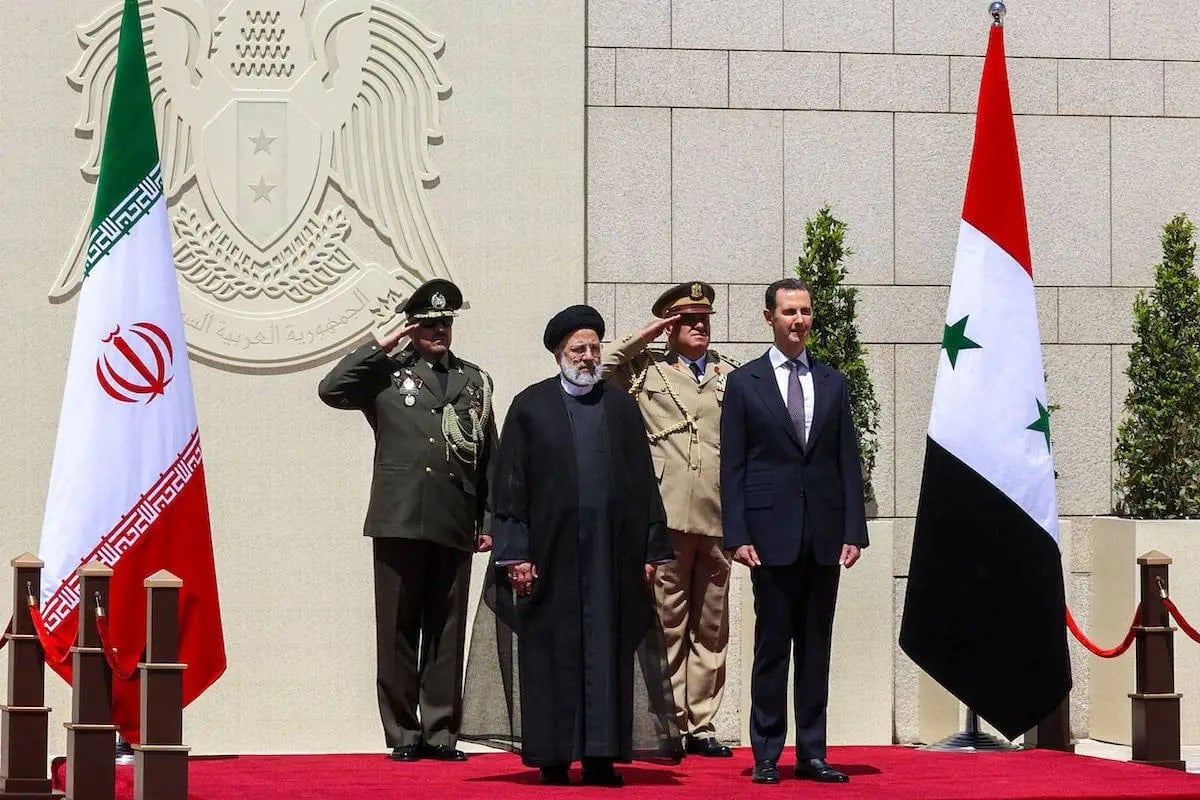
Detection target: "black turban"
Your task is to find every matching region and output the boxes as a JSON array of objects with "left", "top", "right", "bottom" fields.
[{"left": 543, "top": 304, "right": 605, "bottom": 351}]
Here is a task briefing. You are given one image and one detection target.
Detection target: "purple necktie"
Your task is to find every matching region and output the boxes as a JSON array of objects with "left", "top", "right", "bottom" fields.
[{"left": 787, "top": 360, "right": 807, "bottom": 449}]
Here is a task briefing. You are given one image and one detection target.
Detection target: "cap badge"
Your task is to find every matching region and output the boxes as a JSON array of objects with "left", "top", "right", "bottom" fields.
[
  {"left": 690, "top": 283, "right": 703, "bottom": 300},
  {"left": 431, "top": 292, "right": 447, "bottom": 310}
]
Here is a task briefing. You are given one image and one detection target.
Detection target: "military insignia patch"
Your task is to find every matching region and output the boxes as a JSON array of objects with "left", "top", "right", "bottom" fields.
[
  {"left": 431, "top": 292, "right": 447, "bottom": 310},
  {"left": 690, "top": 282, "right": 703, "bottom": 300}
]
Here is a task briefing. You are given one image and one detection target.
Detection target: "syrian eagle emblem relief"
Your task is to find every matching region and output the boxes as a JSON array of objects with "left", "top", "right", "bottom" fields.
[{"left": 53, "top": 0, "right": 454, "bottom": 371}]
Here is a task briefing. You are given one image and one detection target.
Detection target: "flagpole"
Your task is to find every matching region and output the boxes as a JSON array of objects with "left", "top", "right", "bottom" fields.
[{"left": 919, "top": 1, "right": 1023, "bottom": 755}]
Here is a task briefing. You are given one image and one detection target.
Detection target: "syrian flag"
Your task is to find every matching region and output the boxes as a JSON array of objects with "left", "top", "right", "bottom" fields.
[
  {"left": 37, "top": 0, "right": 225, "bottom": 742},
  {"left": 898, "top": 18, "right": 1070, "bottom": 739}
]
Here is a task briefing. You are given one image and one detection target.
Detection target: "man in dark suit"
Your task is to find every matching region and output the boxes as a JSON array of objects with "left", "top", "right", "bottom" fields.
[
  {"left": 318, "top": 278, "right": 497, "bottom": 763},
  {"left": 719, "top": 278, "right": 868, "bottom": 785}
]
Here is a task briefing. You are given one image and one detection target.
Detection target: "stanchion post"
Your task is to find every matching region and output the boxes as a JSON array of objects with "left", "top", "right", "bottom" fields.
[
  {"left": 0, "top": 553, "right": 59, "bottom": 799},
  {"left": 134, "top": 571, "right": 188, "bottom": 800},
  {"left": 65, "top": 561, "right": 117, "bottom": 800},
  {"left": 1024, "top": 696, "right": 1074, "bottom": 753},
  {"left": 1129, "top": 550, "right": 1183, "bottom": 770}
]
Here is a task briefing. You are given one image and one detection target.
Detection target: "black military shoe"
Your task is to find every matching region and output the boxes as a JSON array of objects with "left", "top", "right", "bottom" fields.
[
  {"left": 388, "top": 745, "right": 421, "bottom": 761},
  {"left": 686, "top": 736, "right": 733, "bottom": 757},
  {"left": 421, "top": 744, "right": 468, "bottom": 761},
  {"left": 751, "top": 759, "right": 780, "bottom": 784},
  {"left": 794, "top": 757, "right": 849, "bottom": 782},
  {"left": 540, "top": 764, "right": 570, "bottom": 785}
]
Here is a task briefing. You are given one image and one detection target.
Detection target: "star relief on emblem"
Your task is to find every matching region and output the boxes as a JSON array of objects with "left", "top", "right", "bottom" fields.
[{"left": 56, "top": 0, "right": 458, "bottom": 373}]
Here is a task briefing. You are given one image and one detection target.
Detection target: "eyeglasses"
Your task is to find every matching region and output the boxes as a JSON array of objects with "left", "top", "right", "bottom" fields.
[
  {"left": 418, "top": 317, "right": 454, "bottom": 329},
  {"left": 678, "top": 314, "right": 710, "bottom": 327}
]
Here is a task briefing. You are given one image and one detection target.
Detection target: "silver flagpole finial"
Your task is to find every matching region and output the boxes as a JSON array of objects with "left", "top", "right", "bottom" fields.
[{"left": 989, "top": 1, "right": 1007, "bottom": 26}]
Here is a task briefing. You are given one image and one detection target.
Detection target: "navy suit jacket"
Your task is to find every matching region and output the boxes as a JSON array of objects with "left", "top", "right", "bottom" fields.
[{"left": 719, "top": 351, "right": 869, "bottom": 567}]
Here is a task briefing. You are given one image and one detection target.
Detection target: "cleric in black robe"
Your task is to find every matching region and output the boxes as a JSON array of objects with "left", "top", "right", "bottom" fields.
[{"left": 460, "top": 305, "right": 680, "bottom": 787}]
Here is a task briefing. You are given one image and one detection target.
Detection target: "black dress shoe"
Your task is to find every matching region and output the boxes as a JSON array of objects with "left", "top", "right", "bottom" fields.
[
  {"left": 686, "top": 736, "right": 733, "bottom": 757},
  {"left": 421, "top": 744, "right": 468, "bottom": 761},
  {"left": 794, "top": 758, "right": 849, "bottom": 783},
  {"left": 540, "top": 765, "right": 570, "bottom": 785},
  {"left": 388, "top": 745, "right": 421, "bottom": 761},
  {"left": 751, "top": 759, "right": 781, "bottom": 784},
  {"left": 581, "top": 758, "right": 624, "bottom": 787}
]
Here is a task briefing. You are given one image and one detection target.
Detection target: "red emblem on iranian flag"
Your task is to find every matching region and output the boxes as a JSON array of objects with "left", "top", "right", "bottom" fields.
[{"left": 95, "top": 322, "right": 175, "bottom": 403}]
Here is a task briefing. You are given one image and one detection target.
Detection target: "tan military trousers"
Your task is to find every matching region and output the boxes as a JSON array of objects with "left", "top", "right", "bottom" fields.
[{"left": 654, "top": 529, "right": 732, "bottom": 739}]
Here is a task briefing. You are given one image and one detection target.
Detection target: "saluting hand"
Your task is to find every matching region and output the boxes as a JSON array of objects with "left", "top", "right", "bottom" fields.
[
  {"left": 374, "top": 320, "right": 421, "bottom": 351},
  {"left": 637, "top": 314, "right": 681, "bottom": 343}
]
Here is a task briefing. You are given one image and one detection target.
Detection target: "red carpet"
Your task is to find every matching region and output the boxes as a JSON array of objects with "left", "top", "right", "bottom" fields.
[{"left": 55, "top": 746, "right": 1200, "bottom": 799}]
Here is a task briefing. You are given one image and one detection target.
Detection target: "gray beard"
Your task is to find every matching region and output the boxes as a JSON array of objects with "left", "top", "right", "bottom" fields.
[{"left": 560, "top": 354, "right": 601, "bottom": 387}]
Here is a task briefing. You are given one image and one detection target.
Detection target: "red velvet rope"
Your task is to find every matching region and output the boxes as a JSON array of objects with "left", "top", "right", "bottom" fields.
[
  {"left": 1065, "top": 604, "right": 1140, "bottom": 659},
  {"left": 1162, "top": 597, "right": 1200, "bottom": 645},
  {"left": 94, "top": 612, "right": 138, "bottom": 682},
  {"left": 27, "top": 603, "right": 72, "bottom": 667}
]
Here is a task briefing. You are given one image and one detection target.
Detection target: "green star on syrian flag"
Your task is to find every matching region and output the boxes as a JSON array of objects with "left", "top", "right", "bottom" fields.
[
  {"left": 941, "top": 315, "right": 982, "bottom": 368},
  {"left": 1027, "top": 399, "right": 1052, "bottom": 451}
]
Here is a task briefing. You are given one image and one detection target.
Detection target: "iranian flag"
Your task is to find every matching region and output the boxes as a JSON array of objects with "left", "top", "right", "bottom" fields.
[
  {"left": 898, "top": 17, "right": 1070, "bottom": 739},
  {"left": 37, "top": 0, "right": 225, "bottom": 741}
]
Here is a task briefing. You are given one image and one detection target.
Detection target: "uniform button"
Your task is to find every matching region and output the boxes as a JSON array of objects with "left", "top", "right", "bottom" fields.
[
  {"left": 430, "top": 409, "right": 437, "bottom": 414},
  {"left": 426, "top": 467, "right": 432, "bottom": 474},
  {"left": 449, "top": 473, "right": 456, "bottom": 479},
  {"left": 429, "top": 437, "right": 436, "bottom": 444}
]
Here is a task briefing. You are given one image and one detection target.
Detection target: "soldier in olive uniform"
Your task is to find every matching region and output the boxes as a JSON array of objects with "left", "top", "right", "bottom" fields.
[
  {"left": 318, "top": 278, "right": 497, "bottom": 762},
  {"left": 600, "top": 281, "right": 738, "bottom": 758}
]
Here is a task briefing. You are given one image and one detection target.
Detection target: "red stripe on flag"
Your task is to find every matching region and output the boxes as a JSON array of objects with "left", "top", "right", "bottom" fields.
[
  {"left": 961, "top": 24, "right": 1033, "bottom": 277},
  {"left": 45, "top": 464, "right": 225, "bottom": 743}
]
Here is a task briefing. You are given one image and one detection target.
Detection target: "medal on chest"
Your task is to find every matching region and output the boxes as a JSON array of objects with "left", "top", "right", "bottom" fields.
[{"left": 393, "top": 369, "right": 423, "bottom": 407}]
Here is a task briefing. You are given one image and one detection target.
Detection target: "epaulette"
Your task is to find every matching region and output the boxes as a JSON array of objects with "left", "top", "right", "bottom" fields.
[
  {"left": 455, "top": 356, "right": 486, "bottom": 377},
  {"left": 713, "top": 349, "right": 743, "bottom": 370}
]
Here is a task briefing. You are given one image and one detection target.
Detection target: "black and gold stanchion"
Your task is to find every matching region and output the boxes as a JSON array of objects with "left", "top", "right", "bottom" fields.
[
  {"left": 0, "top": 553, "right": 60, "bottom": 799},
  {"left": 133, "top": 571, "right": 188, "bottom": 800},
  {"left": 64, "top": 561, "right": 117, "bottom": 800}
]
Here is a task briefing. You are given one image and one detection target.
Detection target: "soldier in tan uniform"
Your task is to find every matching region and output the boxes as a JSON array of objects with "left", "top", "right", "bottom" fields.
[
  {"left": 601, "top": 281, "right": 737, "bottom": 758},
  {"left": 319, "top": 278, "right": 496, "bottom": 763}
]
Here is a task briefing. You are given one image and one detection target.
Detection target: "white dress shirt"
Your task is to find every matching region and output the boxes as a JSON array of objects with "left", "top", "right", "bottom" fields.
[{"left": 768, "top": 346, "right": 814, "bottom": 442}]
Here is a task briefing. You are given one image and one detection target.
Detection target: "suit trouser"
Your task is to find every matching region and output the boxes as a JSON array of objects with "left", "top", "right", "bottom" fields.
[
  {"left": 748, "top": 549, "right": 841, "bottom": 762},
  {"left": 372, "top": 538, "right": 471, "bottom": 749},
  {"left": 653, "top": 530, "right": 731, "bottom": 740}
]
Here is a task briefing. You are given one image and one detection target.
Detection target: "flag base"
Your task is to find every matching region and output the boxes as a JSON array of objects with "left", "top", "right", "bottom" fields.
[{"left": 921, "top": 711, "right": 1020, "bottom": 752}]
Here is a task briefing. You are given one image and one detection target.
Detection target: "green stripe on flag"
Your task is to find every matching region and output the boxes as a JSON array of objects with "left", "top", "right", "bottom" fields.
[{"left": 85, "top": 0, "right": 161, "bottom": 277}]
